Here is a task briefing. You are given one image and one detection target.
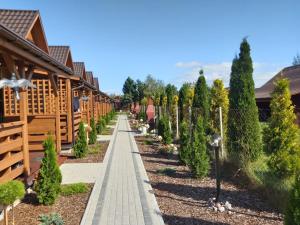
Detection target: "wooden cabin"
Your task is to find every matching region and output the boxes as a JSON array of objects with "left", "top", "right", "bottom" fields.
[
  {"left": 0, "top": 9, "right": 75, "bottom": 182},
  {"left": 255, "top": 65, "right": 300, "bottom": 125},
  {"left": 0, "top": 9, "right": 113, "bottom": 183}
]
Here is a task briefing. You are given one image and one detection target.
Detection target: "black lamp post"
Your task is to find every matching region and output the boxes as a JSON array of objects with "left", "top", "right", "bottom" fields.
[{"left": 210, "top": 134, "right": 222, "bottom": 203}]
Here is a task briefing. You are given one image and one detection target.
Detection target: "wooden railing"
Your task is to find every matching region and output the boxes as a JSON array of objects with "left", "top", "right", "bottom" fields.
[{"left": 0, "top": 121, "right": 25, "bottom": 183}]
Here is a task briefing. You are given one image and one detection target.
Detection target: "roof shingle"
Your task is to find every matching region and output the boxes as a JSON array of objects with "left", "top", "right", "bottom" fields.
[
  {"left": 0, "top": 9, "right": 38, "bottom": 38},
  {"left": 73, "top": 62, "right": 85, "bottom": 78},
  {"left": 86, "top": 71, "right": 94, "bottom": 85},
  {"left": 49, "top": 46, "right": 70, "bottom": 65},
  {"left": 256, "top": 65, "right": 300, "bottom": 99}
]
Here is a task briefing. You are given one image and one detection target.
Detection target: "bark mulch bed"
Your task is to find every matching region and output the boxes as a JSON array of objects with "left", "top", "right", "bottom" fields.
[
  {"left": 62, "top": 141, "right": 109, "bottom": 163},
  {"left": 135, "top": 135, "right": 284, "bottom": 225},
  {"left": 0, "top": 184, "right": 93, "bottom": 225}
]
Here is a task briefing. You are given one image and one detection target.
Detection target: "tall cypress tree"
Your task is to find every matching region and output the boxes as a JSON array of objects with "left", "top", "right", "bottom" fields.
[
  {"left": 190, "top": 117, "right": 210, "bottom": 178},
  {"left": 227, "top": 39, "right": 262, "bottom": 165},
  {"left": 192, "top": 70, "right": 209, "bottom": 130}
]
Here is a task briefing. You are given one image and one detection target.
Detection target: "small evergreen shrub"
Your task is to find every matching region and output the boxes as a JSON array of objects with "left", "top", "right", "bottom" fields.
[
  {"left": 158, "top": 116, "right": 172, "bottom": 144},
  {"left": 89, "top": 117, "right": 97, "bottom": 144},
  {"left": 190, "top": 117, "right": 210, "bottom": 178},
  {"left": 0, "top": 180, "right": 25, "bottom": 206},
  {"left": 39, "top": 213, "right": 64, "bottom": 225},
  {"left": 35, "top": 136, "right": 62, "bottom": 205},
  {"left": 179, "top": 120, "right": 191, "bottom": 165},
  {"left": 73, "top": 122, "right": 88, "bottom": 158},
  {"left": 96, "top": 116, "right": 103, "bottom": 134},
  {"left": 138, "top": 111, "right": 147, "bottom": 121},
  {"left": 60, "top": 183, "right": 88, "bottom": 196},
  {"left": 284, "top": 172, "right": 300, "bottom": 225}
]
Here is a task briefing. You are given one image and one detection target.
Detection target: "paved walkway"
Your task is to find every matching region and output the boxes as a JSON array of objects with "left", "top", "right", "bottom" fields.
[
  {"left": 60, "top": 163, "right": 103, "bottom": 184},
  {"left": 81, "top": 115, "right": 164, "bottom": 225}
]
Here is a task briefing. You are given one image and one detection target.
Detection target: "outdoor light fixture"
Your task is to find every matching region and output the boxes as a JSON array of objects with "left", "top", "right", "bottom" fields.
[
  {"left": 0, "top": 73, "right": 36, "bottom": 100},
  {"left": 81, "top": 95, "right": 89, "bottom": 102},
  {"left": 210, "top": 133, "right": 222, "bottom": 202}
]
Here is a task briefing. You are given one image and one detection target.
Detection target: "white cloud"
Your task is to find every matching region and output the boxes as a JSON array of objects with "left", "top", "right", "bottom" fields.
[{"left": 173, "top": 61, "right": 284, "bottom": 88}]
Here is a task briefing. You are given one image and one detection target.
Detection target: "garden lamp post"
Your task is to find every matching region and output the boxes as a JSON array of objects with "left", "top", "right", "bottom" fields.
[{"left": 210, "top": 134, "right": 222, "bottom": 202}]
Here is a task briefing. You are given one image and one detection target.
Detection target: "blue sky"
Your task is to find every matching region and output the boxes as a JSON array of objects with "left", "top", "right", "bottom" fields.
[{"left": 1, "top": 0, "right": 299, "bottom": 94}]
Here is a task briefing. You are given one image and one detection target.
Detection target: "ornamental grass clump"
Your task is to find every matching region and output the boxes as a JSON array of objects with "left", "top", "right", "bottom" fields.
[
  {"left": 89, "top": 117, "right": 97, "bottom": 144},
  {"left": 35, "top": 135, "right": 62, "bottom": 205},
  {"left": 0, "top": 180, "right": 25, "bottom": 225},
  {"left": 73, "top": 122, "right": 88, "bottom": 158}
]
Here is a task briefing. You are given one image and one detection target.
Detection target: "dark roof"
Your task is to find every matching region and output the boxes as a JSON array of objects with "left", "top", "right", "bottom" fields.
[
  {"left": 0, "top": 9, "right": 38, "bottom": 38},
  {"left": 94, "top": 78, "right": 100, "bottom": 91},
  {"left": 256, "top": 65, "right": 300, "bottom": 99},
  {"left": 49, "top": 46, "right": 70, "bottom": 65},
  {"left": 73, "top": 62, "right": 85, "bottom": 78},
  {"left": 86, "top": 71, "right": 94, "bottom": 85}
]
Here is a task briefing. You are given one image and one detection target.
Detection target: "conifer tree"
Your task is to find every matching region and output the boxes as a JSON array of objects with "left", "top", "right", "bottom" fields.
[
  {"left": 192, "top": 70, "right": 209, "bottom": 130},
  {"left": 285, "top": 171, "right": 300, "bottom": 225},
  {"left": 73, "top": 122, "right": 88, "bottom": 158},
  {"left": 89, "top": 117, "right": 97, "bottom": 144},
  {"left": 158, "top": 116, "right": 172, "bottom": 144},
  {"left": 190, "top": 117, "right": 210, "bottom": 178},
  {"left": 265, "top": 78, "right": 300, "bottom": 177},
  {"left": 210, "top": 79, "right": 229, "bottom": 155},
  {"left": 179, "top": 120, "right": 191, "bottom": 165},
  {"left": 35, "top": 136, "right": 62, "bottom": 205},
  {"left": 227, "top": 39, "right": 262, "bottom": 165}
]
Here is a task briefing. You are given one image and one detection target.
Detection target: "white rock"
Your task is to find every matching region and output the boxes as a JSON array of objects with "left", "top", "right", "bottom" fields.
[
  {"left": 228, "top": 210, "right": 232, "bottom": 215},
  {"left": 225, "top": 201, "right": 232, "bottom": 210},
  {"left": 213, "top": 206, "right": 218, "bottom": 212},
  {"left": 218, "top": 206, "right": 225, "bottom": 212},
  {"left": 173, "top": 146, "right": 178, "bottom": 151}
]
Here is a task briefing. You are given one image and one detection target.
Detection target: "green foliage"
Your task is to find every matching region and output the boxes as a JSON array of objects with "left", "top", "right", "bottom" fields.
[
  {"left": 0, "top": 180, "right": 25, "bottom": 206},
  {"left": 121, "top": 94, "right": 133, "bottom": 108},
  {"left": 96, "top": 116, "right": 104, "bottom": 134},
  {"left": 227, "top": 39, "right": 262, "bottom": 166},
  {"left": 143, "top": 74, "right": 165, "bottom": 97},
  {"left": 39, "top": 213, "right": 64, "bottom": 225},
  {"left": 35, "top": 136, "right": 62, "bottom": 205},
  {"left": 137, "top": 111, "right": 147, "bottom": 121},
  {"left": 264, "top": 78, "right": 300, "bottom": 178},
  {"left": 192, "top": 70, "right": 210, "bottom": 130},
  {"left": 190, "top": 117, "right": 210, "bottom": 178},
  {"left": 73, "top": 122, "right": 88, "bottom": 158},
  {"left": 89, "top": 117, "right": 97, "bottom": 145},
  {"left": 156, "top": 167, "right": 176, "bottom": 176},
  {"left": 210, "top": 79, "right": 229, "bottom": 156},
  {"left": 122, "top": 77, "right": 138, "bottom": 102},
  {"left": 285, "top": 172, "right": 300, "bottom": 225},
  {"left": 179, "top": 120, "right": 191, "bottom": 165},
  {"left": 88, "top": 143, "right": 102, "bottom": 154},
  {"left": 60, "top": 183, "right": 88, "bottom": 196},
  {"left": 136, "top": 79, "right": 146, "bottom": 103},
  {"left": 165, "top": 84, "right": 178, "bottom": 109},
  {"left": 178, "top": 83, "right": 194, "bottom": 121},
  {"left": 158, "top": 116, "right": 172, "bottom": 144}
]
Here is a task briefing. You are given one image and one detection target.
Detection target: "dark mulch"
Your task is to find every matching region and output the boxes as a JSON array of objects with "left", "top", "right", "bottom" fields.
[
  {"left": 135, "top": 135, "right": 283, "bottom": 225},
  {"left": 63, "top": 141, "right": 109, "bottom": 163},
  {"left": 0, "top": 184, "right": 93, "bottom": 225}
]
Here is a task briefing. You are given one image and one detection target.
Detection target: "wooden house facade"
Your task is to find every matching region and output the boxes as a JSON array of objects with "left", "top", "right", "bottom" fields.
[{"left": 0, "top": 9, "right": 113, "bottom": 183}]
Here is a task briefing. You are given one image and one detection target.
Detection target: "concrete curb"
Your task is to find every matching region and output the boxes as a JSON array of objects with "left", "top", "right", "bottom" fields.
[{"left": 80, "top": 116, "right": 120, "bottom": 225}]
